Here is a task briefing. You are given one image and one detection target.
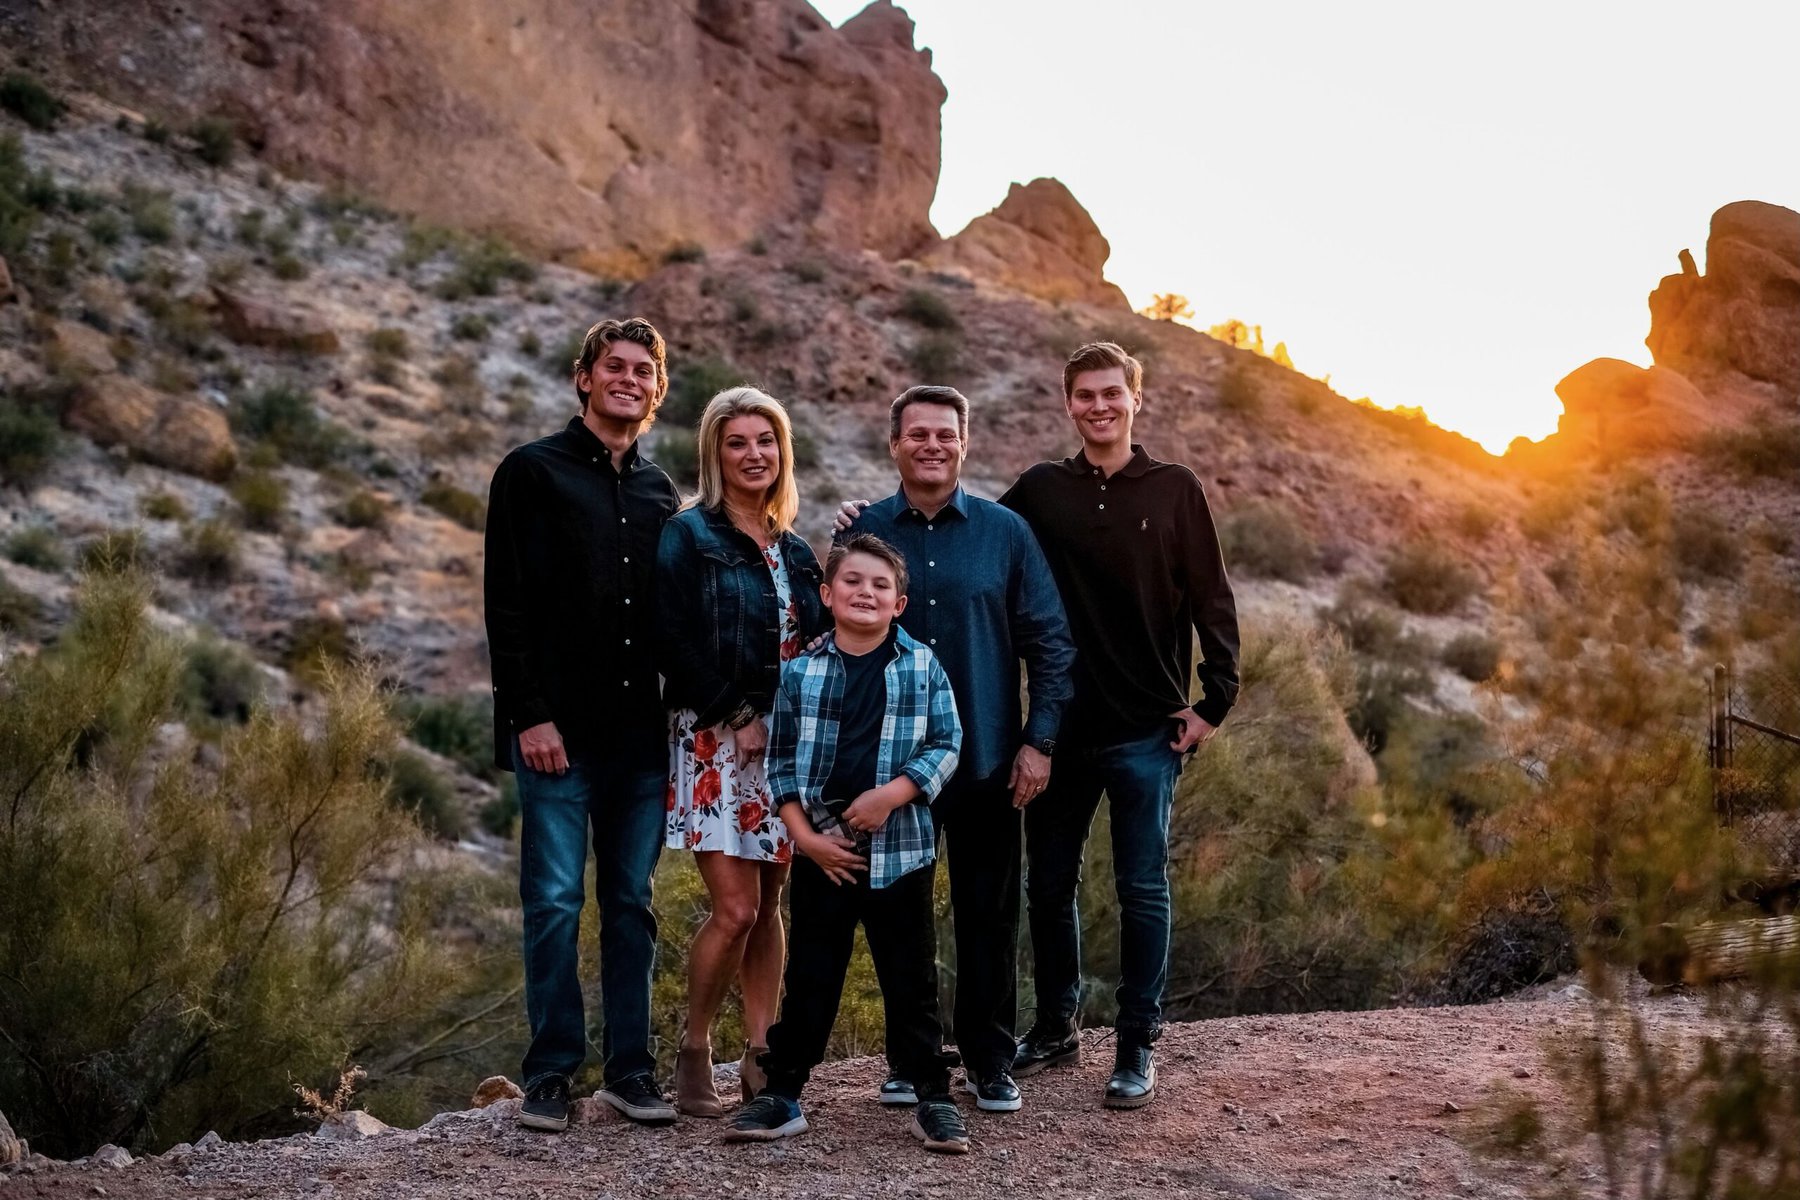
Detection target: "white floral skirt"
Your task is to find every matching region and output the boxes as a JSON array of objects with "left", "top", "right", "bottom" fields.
[{"left": 665, "top": 708, "right": 793, "bottom": 863}]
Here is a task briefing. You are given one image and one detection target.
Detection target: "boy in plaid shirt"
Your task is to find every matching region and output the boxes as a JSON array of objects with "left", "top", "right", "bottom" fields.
[{"left": 725, "top": 534, "right": 969, "bottom": 1153}]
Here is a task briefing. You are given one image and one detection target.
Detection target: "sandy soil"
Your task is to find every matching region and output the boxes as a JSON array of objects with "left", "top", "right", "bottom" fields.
[{"left": 3, "top": 986, "right": 1696, "bottom": 1200}]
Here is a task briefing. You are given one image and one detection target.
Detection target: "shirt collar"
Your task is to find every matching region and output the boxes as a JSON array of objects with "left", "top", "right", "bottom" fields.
[
  {"left": 565, "top": 416, "right": 640, "bottom": 470},
  {"left": 893, "top": 484, "right": 968, "bottom": 521},
  {"left": 1069, "top": 444, "right": 1151, "bottom": 479},
  {"left": 819, "top": 623, "right": 904, "bottom": 661}
]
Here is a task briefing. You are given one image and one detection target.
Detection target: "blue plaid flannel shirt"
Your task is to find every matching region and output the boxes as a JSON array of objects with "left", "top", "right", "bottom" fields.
[{"left": 767, "top": 626, "right": 961, "bottom": 889}]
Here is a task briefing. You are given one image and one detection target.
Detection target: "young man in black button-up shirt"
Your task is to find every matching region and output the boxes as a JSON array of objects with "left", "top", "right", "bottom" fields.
[
  {"left": 484, "top": 318, "right": 682, "bottom": 1128},
  {"left": 1000, "top": 341, "right": 1240, "bottom": 1111}
]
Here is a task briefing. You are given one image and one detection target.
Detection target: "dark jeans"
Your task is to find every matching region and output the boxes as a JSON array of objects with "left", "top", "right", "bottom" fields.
[
  {"left": 762, "top": 857, "right": 954, "bottom": 1101},
  {"left": 933, "top": 773, "right": 1022, "bottom": 1077},
  {"left": 1023, "top": 728, "right": 1183, "bottom": 1034},
  {"left": 514, "top": 740, "right": 665, "bottom": 1087}
]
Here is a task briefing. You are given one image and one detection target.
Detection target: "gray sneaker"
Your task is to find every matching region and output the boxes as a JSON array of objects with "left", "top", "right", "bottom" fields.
[
  {"left": 878, "top": 1073, "right": 918, "bottom": 1106},
  {"left": 599, "top": 1072, "right": 677, "bottom": 1123}
]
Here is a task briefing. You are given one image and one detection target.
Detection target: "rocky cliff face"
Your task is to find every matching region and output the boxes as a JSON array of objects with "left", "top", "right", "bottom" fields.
[
  {"left": 926, "top": 177, "right": 1129, "bottom": 309},
  {"left": 1647, "top": 200, "right": 1800, "bottom": 410},
  {"left": 2, "top": 0, "right": 946, "bottom": 273}
]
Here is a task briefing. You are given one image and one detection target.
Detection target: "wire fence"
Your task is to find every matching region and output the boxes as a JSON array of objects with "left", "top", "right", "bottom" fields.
[{"left": 1709, "top": 664, "right": 1800, "bottom": 876}]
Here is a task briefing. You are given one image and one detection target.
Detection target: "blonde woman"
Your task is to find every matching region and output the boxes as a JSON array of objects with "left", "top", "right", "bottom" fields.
[{"left": 654, "top": 387, "right": 827, "bottom": 1116}]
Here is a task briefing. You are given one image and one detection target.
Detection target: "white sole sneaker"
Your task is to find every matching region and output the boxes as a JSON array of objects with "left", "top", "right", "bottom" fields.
[
  {"left": 723, "top": 1114, "right": 809, "bottom": 1142},
  {"left": 963, "top": 1076, "right": 1023, "bottom": 1113},
  {"left": 598, "top": 1088, "right": 676, "bottom": 1124},
  {"left": 879, "top": 1080, "right": 918, "bottom": 1106},
  {"left": 516, "top": 1109, "right": 569, "bottom": 1132}
]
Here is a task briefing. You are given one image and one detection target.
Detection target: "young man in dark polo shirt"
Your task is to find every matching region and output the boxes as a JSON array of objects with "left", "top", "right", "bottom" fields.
[
  {"left": 844, "top": 386, "right": 1075, "bottom": 1113},
  {"left": 484, "top": 317, "right": 682, "bottom": 1129},
  {"left": 1000, "top": 341, "right": 1240, "bottom": 1110}
]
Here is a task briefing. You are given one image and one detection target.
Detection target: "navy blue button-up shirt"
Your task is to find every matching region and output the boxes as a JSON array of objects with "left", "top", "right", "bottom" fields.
[{"left": 847, "top": 486, "right": 1075, "bottom": 782}]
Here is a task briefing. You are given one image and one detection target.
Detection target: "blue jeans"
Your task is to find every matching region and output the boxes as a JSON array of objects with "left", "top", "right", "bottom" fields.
[
  {"left": 1023, "top": 729, "right": 1184, "bottom": 1034},
  {"left": 514, "top": 741, "right": 665, "bottom": 1087}
]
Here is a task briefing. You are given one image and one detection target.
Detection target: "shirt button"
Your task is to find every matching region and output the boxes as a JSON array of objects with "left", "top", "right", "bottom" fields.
[
  {"left": 928, "top": 561, "right": 935, "bottom": 567},
  {"left": 625, "top": 638, "right": 632, "bottom": 645},
  {"left": 927, "top": 525, "right": 934, "bottom": 531},
  {"left": 929, "top": 599, "right": 936, "bottom": 606},
  {"left": 624, "top": 598, "right": 632, "bottom": 605},
  {"left": 623, "top": 680, "right": 630, "bottom": 687},
  {"left": 623, "top": 556, "right": 630, "bottom": 563},
  {"left": 1098, "top": 504, "right": 1106, "bottom": 510},
  {"left": 592, "top": 457, "right": 598, "bottom": 463},
  {"left": 620, "top": 517, "right": 627, "bottom": 524},
  {"left": 930, "top": 638, "right": 937, "bottom": 645},
  {"left": 1101, "top": 485, "right": 1107, "bottom": 491}
]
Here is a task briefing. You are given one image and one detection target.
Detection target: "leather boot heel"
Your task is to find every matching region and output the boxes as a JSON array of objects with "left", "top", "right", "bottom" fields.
[
  {"left": 740, "top": 1044, "right": 769, "bottom": 1104},
  {"left": 675, "top": 1046, "right": 722, "bottom": 1118}
]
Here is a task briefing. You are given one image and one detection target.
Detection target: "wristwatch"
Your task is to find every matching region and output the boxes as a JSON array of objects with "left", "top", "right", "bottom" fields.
[{"left": 1035, "top": 737, "right": 1056, "bottom": 757}]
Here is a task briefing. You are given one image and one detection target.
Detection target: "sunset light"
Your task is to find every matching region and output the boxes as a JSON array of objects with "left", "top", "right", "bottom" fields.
[{"left": 812, "top": 0, "right": 1800, "bottom": 453}]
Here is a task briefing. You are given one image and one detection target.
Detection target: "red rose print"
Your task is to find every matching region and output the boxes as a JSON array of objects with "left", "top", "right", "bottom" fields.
[
  {"left": 774, "top": 839, "right": 792, "bottom": 864},
  {"left": 693, "top": 728, "right": 719, "bottom": 762},
  {"left": 737, "top": 799, "right": 766, "bottom": 833},
  {"left": 665, "top": 782, "right": 677, "bottom": 812},
  {"left": 688, "top": 828, "right": 704, "bottom": 848},
  {"left": 694, "top": 768, "right": 722, "bottom": 810}
]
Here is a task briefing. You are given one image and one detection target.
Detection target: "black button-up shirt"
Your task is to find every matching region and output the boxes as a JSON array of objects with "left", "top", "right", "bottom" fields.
[
  {"left": 1000, "top": 444, "right": 1240, "bottom": 745},
  {"left": 483, "top": 418, "right": 680, "bottom": 771}
]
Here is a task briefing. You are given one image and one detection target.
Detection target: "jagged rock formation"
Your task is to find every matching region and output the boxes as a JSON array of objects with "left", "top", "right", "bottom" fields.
[
  {"left": 2, "top": 0, "right": 946, "bottom": 273},
  {"left": 1550, "top": 357, "right": 1712, "bottom": 457},
  {"left": 1647, "top": 200, "right": 1800, "bottom": 407},
  {"left": 927, "top": 177, "right": 1129, "bottom": 309}
]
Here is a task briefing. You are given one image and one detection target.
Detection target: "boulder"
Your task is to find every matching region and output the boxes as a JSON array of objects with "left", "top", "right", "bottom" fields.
[
  {"left": 47, "top": 318, "right": 117, "bottom": 376},
  {"left": 1552, "top": 357, "right": 1712, "bottom": 455},
  {"left": 469, "top": 1076, "right": 523, "bottom": 1108},
  {"left": 64, "top": 375, "right": 239, "bottom": 481},
  {"left": 90, "top": 1144, "right": 133, "bottom": 1169},
  {"left": 1647, "top": 201, "right": 1800, "bottom": 403},
  {"left": 0, "top": 1109, "right": 19, "bottom": 1165},
  {"left": 14, "top": 0, "right": 947, "bottom": 272},
  {"left": 925, "top": 178, "right": 1130, "bottom": 310},
  {"left": 213, "top": 287, "right": 340, "bottom": 355},
  {"left": 314, "top": 1110, "right": 391, "bottom": 1141}
]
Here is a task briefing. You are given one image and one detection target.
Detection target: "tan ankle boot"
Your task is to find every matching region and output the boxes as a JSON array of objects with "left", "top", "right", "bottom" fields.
[
  {"left": 739, "top": 1043, "right": 769, "bottom": 1104},
  {"left": 675, "top": 1046, "right": 722, "bottom": 1118}
]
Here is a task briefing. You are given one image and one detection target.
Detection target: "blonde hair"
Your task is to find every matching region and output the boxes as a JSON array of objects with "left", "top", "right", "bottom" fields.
[{"left": 693, "top": 386, "right": 800, "bottom": 534}]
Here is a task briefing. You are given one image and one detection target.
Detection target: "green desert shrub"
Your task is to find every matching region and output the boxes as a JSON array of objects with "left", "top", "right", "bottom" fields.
[
  {"left": 0, "top": 573, "right": 41, "bottom": 632},
  {"left": 908, "top": 332, "right": 962, "bottom": 380},
  {"left": 449, "top": 312, "right": 490, "bottom": 342},
  {"left": 120, "top": 181, "right": 175, "bottom": 243},
  {"left": 79, "top": 528, "right": 149, "bottom": 576},
  {"left": 177, "top": 633, "right": 265, "bottom": 727},
  {"left": 479, "top": 776, "right": 520, "bottom": 838},
  {"left": 1441, "top": 631, "right": 1503, "bottom": 682},
  {"left": 421, "top": 478, "right": 486, "bottom": 531},
  {"left": 174, "top": 519, "right": 240, "bottom": 588},
  {"left": 1217, "top": 500, "right": 1318, "bottom": 583},
  {"left": 653, "top": 429, "right": 699, "bottom": 488},
  {"left": 0, "top": 573, "right": 504, "bottom": 1158},
  {"left": 1381, "top": 539, "right": 1481, "bottom": 615},
  {"left": 1454, "top": 501, "right": 1501, "bottom": 540},
  {"left": 383, "top": 750, "right": 466, "bottom": 841},
  {"left": 662, "top": 240, "right": 706, "bottom": 264},
  {"left": 1669, "top": 508, "right": 1744, "bottom": 583},
  {"left": 282, "top": 614, "right": 354, "bottom": 679},
  {"left": 398, "top": 692, "right": 494, "bottom": 779},
  {"left": 230, "top": 382, "right": 354, "bottom": 469},
  {"left": 230, "top": 471, "right": 286, "bottom": 532},
  {"left": 897, "top": 287, "right": 959, "bottom": 331},
  {"left": 1702, "top": 420, "right": 1800, "bottom": 482},
  {"left": 0, "top": 396, "right": 61, "bottom": 486},
  {"left": 187, "top": 117, "right": 236, "bottom": 168},
  {"left": 5, "top": 525, "right": 64, "bottom": 571},
  {"left": 436, "top": 238, "right": 535, "bottom": 300},
  {"left": 335, "top": 489, "right": 389, "bottom": 530},
  {"left": 662, "top": 356, "right": 744, "bottom": 429},
  {"left": 1215, "top": 362, "right": 1263, "bottom": 415},
  {"left": 0, "top": 71, "right": 65, "bottom": 130}
]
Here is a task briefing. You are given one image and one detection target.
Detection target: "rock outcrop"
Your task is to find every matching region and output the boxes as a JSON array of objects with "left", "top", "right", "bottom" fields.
[
  {"left": 926, "top": 178, "right": 1129, "bottom": 309},
  {"left": 1647, "top": 201, "right": 1800, "bottom": 406},
  {"left": 9, "top": 0, "right": 946, "bottom": 273},
  {"left": 0, "top": 1109, "right": 20, "bottom": 1166},
  {"left": 64, "top": 375, "right": 239, "bottom": 480},
  {"left": 1551, "top": 357, "right": 1713, "bottom": 456}
]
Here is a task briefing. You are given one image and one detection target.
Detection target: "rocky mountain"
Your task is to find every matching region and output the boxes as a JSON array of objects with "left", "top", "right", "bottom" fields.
[
  {"left": 926, "top": 177, "right": 1131, "bottom": 309},
  {"left": 1, "top": 0, "right": 947, "bottom": 273}
]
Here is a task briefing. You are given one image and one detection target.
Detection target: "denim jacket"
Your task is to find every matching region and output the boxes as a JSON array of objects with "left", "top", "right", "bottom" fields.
[{"left": 655, "top": 504, "right": 827, "bottom": 728}]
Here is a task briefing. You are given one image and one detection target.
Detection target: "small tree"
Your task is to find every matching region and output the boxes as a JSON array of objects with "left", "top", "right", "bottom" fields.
[{"left": 1139, "top": 293, "right": 1195, "bottom": 322}]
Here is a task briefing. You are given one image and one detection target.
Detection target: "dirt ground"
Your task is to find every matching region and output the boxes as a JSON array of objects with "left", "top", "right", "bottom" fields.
[{"left": 3, "top": 985, "right": 1695, "bottom": 1200}]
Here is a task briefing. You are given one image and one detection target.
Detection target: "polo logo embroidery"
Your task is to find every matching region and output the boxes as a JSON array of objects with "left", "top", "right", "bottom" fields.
[{"left": 1141, "top": 518, "right": 1149, "bottom": 531}]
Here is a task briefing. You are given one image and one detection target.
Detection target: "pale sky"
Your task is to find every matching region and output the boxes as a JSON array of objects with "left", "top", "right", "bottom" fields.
[{"left": 812, "top": 0, "right": 1800, "bottom": 452}]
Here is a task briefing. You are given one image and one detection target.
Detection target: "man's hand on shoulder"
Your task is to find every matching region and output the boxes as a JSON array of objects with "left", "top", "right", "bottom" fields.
[
  {"left": 832, "top": 498, "right": 872, "bottom": 535},
  {"left": 518, "top": 720, "right": 569, "bottom": 775}
]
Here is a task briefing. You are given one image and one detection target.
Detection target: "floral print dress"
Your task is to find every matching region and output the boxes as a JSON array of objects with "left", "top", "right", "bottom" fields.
[{"left": 666, "top": 543, "right": 803, "bottom": 862}]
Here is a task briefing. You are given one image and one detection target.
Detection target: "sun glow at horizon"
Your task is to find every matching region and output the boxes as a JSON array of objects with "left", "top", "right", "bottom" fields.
[{"left": 811, "top": 0, "right": 1798, "bottom": 456}]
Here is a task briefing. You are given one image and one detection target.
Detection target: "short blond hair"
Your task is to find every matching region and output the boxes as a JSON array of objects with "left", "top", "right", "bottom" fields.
[
  {"left": 693, "top": 387, "right": 800, "bottom": 535},
  {"left": 1063, "top": 341, "right": 1143, "bottom": 398}
]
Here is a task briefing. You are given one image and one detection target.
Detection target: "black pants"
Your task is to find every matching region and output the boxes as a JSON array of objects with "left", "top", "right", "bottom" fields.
[
  {"left": 930, "top": 773, "right": 1022, "bottom": 1077},
  {"left": 763, "top": 856, "right": 953, "bottom": 1101}
]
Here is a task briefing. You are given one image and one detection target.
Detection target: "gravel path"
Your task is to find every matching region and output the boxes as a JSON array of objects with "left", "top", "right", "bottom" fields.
[{"left": 4, "top": 988, "right": 1697, "bottom": 1200}]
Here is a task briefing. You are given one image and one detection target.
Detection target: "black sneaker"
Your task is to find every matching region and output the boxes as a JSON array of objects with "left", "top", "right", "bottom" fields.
[
  {"left": 599, "top": 1072, "right": 676, "bottom": 1124},
  {"left": 878, "top": 1073, "right": 918, "bottom": 1106},
  {"left": 1104, "top": 1038, "right": 1156, "bottom": 1109},
  {"left": 910, "top": 1098, "right": 971, "bottom": 1154},
  {"left": 517, "top": 1074, "right": 570, "bottom": 1132},
  {"left": 1013, "top": 1020, "right": 1080, "bottom": 1077},
  {"left": 723, "top": 1093, "right": 808, "bottom": 1142},
  {"left": 964, "top": 1067, "right": 1022, "bottom": 1113}
]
